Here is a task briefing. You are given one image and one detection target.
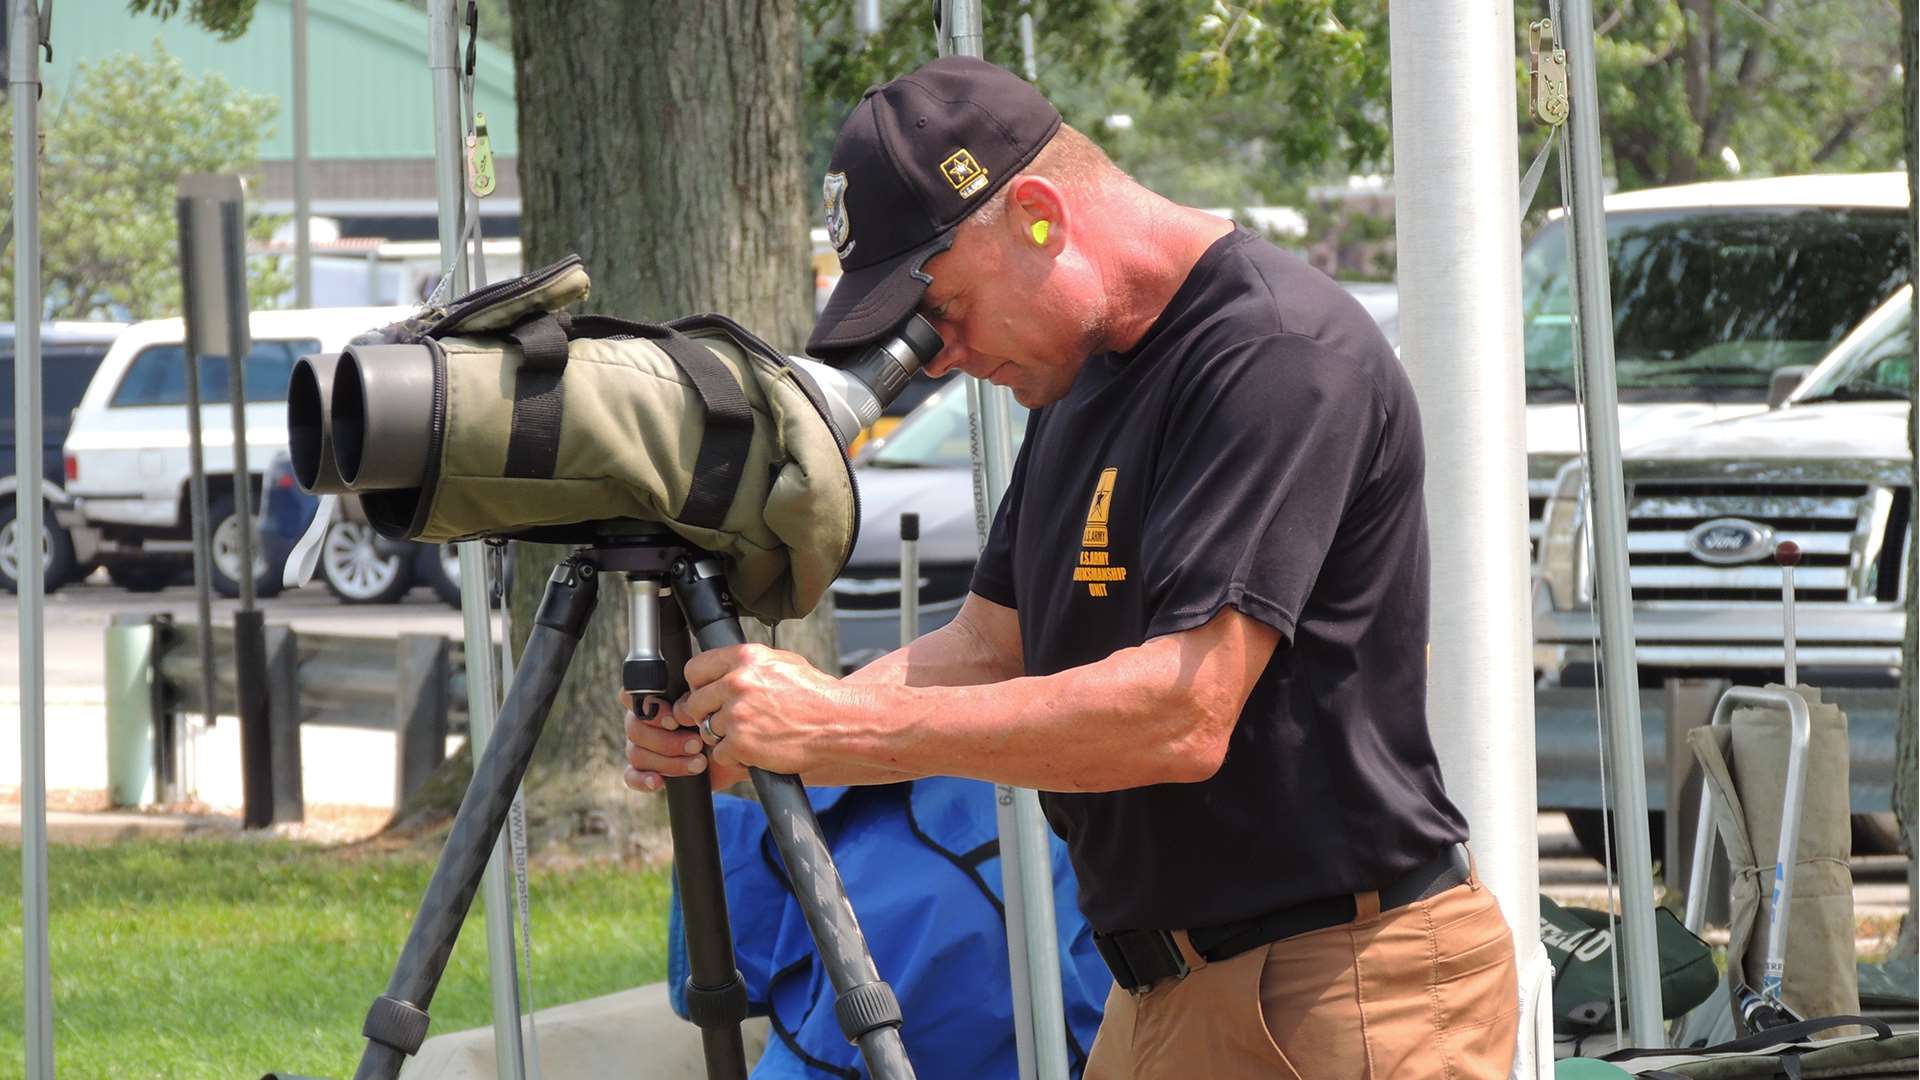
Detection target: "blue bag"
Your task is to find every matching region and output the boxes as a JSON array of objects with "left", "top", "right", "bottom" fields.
[{"left": 668, "top": 778, "right": 1111, "bottom": 1078}]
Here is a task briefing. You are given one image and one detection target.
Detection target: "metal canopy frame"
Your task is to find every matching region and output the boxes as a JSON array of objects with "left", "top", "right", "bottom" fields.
[
  {"left": 14, "top": 0, "right": 53, "bottom": 1075},
  {"left": 937, "top": 4, "right": 1071, "bottom": 1079},
  {"left": 428, "top": 3, "right": 531, "bottom": 1077}
]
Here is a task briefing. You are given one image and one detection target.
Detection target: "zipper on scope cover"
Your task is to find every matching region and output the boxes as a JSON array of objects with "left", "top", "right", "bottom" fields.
[
  {"left": 403, "top": 337, "right": 452, "bottom": 538},
  {"left": 426, "top": 253, "right": 585, "bottom": 337}
]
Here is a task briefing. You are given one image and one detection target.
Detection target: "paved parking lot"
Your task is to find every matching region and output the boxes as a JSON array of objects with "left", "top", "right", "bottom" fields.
[
  {"left": 0, "top": 573, "right": 466, "bottom": 811},
  {"left": 0, "top": 571, "right": 464, "bottom": 695}
]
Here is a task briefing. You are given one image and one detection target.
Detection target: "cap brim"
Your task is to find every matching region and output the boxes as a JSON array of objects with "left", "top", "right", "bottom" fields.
[{"left": 807, "top": 232, "right": 955, "bottom": 356}]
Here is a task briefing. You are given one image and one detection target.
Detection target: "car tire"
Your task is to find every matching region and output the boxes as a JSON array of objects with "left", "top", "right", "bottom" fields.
[
  {"left": 423, "top": 543, "right": 509, "bottom": 609},
  {"left": 319, "top": 520, "right": 416, "bottom": 604},
  {"left": 108, "top": 563, "right": 177, "bottom": 592},
  {"left": 0, "top": 498, "right": 77, "bottom": 594},
  {"left": 1565, "top": 808, "right": 1667, "bottom": 869},
  {"left": 1851, "top": 812, "right": 1905, "bottom": 857},
  {"left": 209, "top": 495, "right": 285, "bottom": 600}
]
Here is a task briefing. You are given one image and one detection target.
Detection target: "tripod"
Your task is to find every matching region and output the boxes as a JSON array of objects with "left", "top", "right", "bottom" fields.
[{"left": 347, "top": 523, "right": 914, "bottom": 1080}]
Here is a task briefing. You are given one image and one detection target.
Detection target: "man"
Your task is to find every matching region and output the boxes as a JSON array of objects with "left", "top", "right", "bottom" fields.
[{"left": 625, "top": 56, "right": 1519, "bottom": 1077}]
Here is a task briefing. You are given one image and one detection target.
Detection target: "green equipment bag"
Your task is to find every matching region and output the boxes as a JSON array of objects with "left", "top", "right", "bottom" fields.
[
  {"left": 353, "top": 255, "right": 859, "bottom": 623},
  {"left": 1600, "top": 1016, "right": 1915, "bottom": 1078},
  {"left": 1540, "top": 895, "right": 1718, "bottom": 1036}
]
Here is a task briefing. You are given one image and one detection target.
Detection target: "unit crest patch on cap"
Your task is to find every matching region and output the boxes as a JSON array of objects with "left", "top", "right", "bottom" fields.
[
  {"left": 939, "top": 149, "right": 990, "bottom": 198},
  {"left": 822, "top": 171, "right": 854, "bottom": 259}
]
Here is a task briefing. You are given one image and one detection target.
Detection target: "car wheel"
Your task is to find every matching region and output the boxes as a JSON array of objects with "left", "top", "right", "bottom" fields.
[
  {"left": 209, "top": 495, "right": 285, "bottom": 600},
  {"left": 424, "top": 542, "right": 511, "bottom": 608},
  {"left": 1851, "top": 812, "right": 1905, "bottom": 857},
  {"left": 1565, "top": 808, "right": 1667, "bottom": 869},
  {"left": 320, "top": 521, "right": 416, "bottom": 603},
  {"left": 108, "top": 563, "right": 178, "bottom": 592},
  {"left": 0, "top": 498, "right": 78, "bottom": 594}
]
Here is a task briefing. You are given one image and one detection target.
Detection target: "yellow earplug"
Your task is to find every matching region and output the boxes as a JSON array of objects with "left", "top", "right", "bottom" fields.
[{"left": 1031, "top": 220, "right": 1050, "bottom": 246}]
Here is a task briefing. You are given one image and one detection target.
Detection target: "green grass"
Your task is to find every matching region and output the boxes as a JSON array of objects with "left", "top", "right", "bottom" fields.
[{"left": 0, "top": 839, "right": 672, "bottom": 1079}]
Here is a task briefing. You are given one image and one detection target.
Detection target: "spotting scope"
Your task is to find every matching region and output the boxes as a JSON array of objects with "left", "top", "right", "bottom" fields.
[{"left": 290, "top": 314, "right": 942, "bottom": 500}]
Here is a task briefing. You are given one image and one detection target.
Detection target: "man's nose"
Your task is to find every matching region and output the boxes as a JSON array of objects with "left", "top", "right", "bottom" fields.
[{"left": 924, "top": 342, "right": 968, "bottom": 378}]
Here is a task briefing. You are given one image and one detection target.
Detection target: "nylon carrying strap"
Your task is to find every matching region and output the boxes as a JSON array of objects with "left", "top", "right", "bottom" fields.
[
  {"left": 495, "top": 311, "right": 754, "bottom": 528},
  {"left": 503, "top": 312, "right": 570, "bottom": 479},
  {"left": 562, "top": 313, "right": 756, "bottom": 530}
]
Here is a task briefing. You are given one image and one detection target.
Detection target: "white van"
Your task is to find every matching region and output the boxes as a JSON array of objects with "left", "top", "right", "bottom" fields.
[{"left": 60, "top": 306, "right": 411, "bottom": 594}]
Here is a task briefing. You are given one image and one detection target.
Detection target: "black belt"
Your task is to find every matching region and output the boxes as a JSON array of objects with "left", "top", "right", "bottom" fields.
[{"left": 1093, "top": 843, "right": 1472, "bottom": 993}]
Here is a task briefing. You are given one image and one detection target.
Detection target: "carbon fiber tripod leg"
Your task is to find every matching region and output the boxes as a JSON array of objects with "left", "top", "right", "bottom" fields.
[
  {"left": 669, "top": 556, "right": 917, "bottom": 1080},
  {"left": 626, "top": 575, "right": 751, "bottom": 1080},
  {"left": 351, "top": 559, "right": 599, "bottom": 1080}
]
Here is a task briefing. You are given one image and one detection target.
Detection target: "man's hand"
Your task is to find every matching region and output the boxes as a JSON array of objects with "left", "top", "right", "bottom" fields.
[
  {"left": 677, "top": 643, "right": 851, "bottom": 775},
  {"left": 622, "top": 689, "right": 748, "bottom": 793},
  {"left": 621, "top": 644, "right": 851, "bottom": 793}
]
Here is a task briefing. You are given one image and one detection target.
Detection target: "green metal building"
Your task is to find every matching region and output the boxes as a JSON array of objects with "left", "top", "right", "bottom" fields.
[{"left": 43, "top": 0, "right": 520, "bottom": 238}]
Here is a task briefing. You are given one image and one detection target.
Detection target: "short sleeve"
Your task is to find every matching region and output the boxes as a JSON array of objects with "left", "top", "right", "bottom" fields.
[
  {"left": 1142, "top": 336, "right": 1386, "bottom": 641},
  {"left": 967, "top": 411, "right": 1038, "bottom": 609}
]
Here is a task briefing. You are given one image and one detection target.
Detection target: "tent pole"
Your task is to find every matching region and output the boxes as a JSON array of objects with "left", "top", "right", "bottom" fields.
[
  {"left": 13, "top": 0, "right": 54, "bottom": 1074},
  {"left": 1388, "top": 0, "right": 1553, "bottom": 1070},
  {"left": 431, "top": 3, "right": 529, "bottom": 1076}
]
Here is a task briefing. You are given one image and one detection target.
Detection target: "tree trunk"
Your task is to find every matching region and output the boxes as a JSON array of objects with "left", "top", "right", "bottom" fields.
[
  {"left": 491, "top": 0, "right": 834, "bottom": 853},
  {"left": 1669, "top": 0, "right": 1714, "bottom": 184},
  {"left": 1894, "top": 0, "right": 1918, "bottom": 960}
]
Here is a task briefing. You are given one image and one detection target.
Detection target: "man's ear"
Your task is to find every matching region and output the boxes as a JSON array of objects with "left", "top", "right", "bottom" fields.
[{"left": 1005, "top": 175, "right": 1067, "bottom": 251}]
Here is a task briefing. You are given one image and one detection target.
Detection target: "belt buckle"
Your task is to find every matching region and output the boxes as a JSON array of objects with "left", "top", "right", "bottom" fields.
[
  {"left": 1093, "top": 931, "right": 1138, "bottom": 991},
  {"left": 1096, "top": 929, "right": 1189, "bottom": 994}
]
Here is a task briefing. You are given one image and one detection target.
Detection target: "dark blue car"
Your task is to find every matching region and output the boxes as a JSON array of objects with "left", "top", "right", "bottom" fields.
[
  {"left": 1, "top": 322, "right": 128, "bottom": 592},
  {"left": 259, "top": 451, "right": 470, "bottom": 605}
]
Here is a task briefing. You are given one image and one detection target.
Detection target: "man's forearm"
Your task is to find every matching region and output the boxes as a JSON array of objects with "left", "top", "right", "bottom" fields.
[
  {"left": 842, "top": 608, "right": 1021, "bottom": 689},
  {"left": 814, "top": 618, "right": 1256, "bottom": 792},
  {"left": 794, "top": 612, "right": 1021, "bottom": 787}
]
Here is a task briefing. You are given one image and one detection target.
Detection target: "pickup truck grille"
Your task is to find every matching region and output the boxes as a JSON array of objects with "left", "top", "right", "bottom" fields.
[
  {"left": 1624, "top": 481, "right": 1908, "bottom": 603},
  {"left": 830, "top": 562, "right": 975, "bottom": 612},
  {"left": 1528, "top": 479, "right": 1552, "bottom": 564}
]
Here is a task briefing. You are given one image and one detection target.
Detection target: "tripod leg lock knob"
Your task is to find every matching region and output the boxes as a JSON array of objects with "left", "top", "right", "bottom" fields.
[
  {"left": 683, "top": 971, "right": 751, "bottom": 1030},
  {"left": 834, "top": 980, "right": 903, "bottom": 1044},
  {"left": 362, "top": 994, "right": 432, "bottom": 1056},
  {"left": 623, "top": 657, "right": 670, "bottom": 696}
]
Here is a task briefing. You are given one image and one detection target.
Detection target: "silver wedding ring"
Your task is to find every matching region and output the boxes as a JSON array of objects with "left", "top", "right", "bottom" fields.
[{"left": 699, "top": 715, "right": 721, "bottom": 745}]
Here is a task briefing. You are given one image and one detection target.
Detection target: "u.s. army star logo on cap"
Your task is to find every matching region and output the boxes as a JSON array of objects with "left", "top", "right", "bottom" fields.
[
  {"left": 822, "top": 171, "right": 854, "bottom": 259},
  {"left": 939, "top": 149, "right": 990, "bottom": 198}
]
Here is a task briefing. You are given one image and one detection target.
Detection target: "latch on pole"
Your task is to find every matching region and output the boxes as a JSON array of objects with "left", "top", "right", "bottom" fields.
[
  {"left": 1528, "top": 19, "right": 1570, "bottom": 126},
  {"left": 466, "top": 111, "right": 497, "bottom": 198}
]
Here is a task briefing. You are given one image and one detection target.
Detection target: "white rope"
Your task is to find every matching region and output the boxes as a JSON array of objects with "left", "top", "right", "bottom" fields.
[
  {"left": 492, "top": 539, "right": 542, "bottom": 1077},
  {"left": 1549, "top": 112, "right": 1628, "bottom": 1048}
]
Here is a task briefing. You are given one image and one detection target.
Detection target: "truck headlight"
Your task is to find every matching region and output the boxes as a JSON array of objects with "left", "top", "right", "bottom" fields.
[{"left": 1537, "top": 458, "right": 1589, "bottom": 611}]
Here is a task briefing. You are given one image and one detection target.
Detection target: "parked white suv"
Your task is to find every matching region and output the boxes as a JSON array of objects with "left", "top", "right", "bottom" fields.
[{"left": 60, "top": 306, "right": 410, "bottom": 594}]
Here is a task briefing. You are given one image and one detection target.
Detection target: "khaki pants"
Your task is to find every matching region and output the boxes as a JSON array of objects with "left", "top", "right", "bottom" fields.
[{"left": 1085, "top": 878, "right": 1518, "bottom": 1079}]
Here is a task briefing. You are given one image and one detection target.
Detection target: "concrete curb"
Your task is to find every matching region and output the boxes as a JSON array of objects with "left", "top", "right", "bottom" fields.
[
  {"left": 0, "top": 801, "right": 240, "bottom": 844},
  {"left": 399, "top": 982, "right": 770, "bottom": 1079}
]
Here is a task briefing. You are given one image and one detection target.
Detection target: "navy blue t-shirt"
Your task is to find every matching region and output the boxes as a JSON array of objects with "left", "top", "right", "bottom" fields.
[{"left": 971, "top": 227, "right": 1468, "bottom": 932}]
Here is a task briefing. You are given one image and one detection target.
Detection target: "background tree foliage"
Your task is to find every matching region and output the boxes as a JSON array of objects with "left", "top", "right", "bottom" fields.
[
  {"left": 1517, "top": 0, "right": 1904, "bottom": 203},
  {"left": 802, "top": 0, "right": 1389, "bottom": 209},
  {"left": 123, "top": 0, "right": 256, "bottom": 39},
  {"left": 0, "top": 43, "right": 286, "bottom": 319}
]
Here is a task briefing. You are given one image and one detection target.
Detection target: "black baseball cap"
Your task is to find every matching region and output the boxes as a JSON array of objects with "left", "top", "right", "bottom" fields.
[{"left": 808, "top": 56, "right": 1062, "bottom": 355}]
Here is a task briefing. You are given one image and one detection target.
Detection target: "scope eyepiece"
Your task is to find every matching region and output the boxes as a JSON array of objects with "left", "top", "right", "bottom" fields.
[{"left": 788, "top": 314, "right": 944, "bottom": 444}]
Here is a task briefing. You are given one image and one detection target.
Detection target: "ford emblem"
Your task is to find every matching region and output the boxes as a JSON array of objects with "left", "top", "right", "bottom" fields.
[{"left": 1685, "top": 518, "right": 1774, "bottom": 565}]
